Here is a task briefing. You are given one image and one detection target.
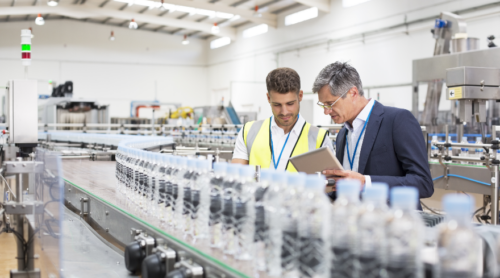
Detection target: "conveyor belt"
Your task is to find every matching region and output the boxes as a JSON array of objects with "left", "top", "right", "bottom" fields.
[{"left": 62, "top": 160, "right": 253, "bottom": 278}]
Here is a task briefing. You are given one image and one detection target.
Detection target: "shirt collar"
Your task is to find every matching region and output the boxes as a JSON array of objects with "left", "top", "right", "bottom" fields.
[
  {"left": 271, "top": 114, "right": 305, "bottom": 135},
  {"left": 345, "top": 98, "right": 375, "bottom": 132}
]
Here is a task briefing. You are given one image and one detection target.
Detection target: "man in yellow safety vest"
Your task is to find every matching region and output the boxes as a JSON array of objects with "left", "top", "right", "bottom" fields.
[{"left": 232, "top": 67, "right": 334, "bottom": 172}]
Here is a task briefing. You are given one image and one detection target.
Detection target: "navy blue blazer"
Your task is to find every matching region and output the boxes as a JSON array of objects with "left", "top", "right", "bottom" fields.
[{"left": 333, "top": 101, "right": 433, "bottom": 209}]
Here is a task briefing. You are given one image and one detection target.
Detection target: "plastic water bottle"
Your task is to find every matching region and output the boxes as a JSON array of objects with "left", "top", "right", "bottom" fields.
[
  {"left": 140, "top": 152, "right": 150, "bottom": 209},
  {"left": 264, "top": 171, "right": 287, "bottom": 277},
  {"left": 358, "top": 183, "right": 389, "bottom": 278},
  {"left": 183, "top": 159, "right": 200, "bottom": 235},
  {"left": 280, "top": 172, "right": 306, "bottom": 277},
  {"left": 430, "top": 146, "right": 438, "bottom": 162},
  {"left": 191, "top": 160, "right": 212, "bottom": 241},
  {"left": 178, "top": 159, "right": 197, "bottom": 233},
  {"left": 459, "top": 137, "right": 469, "bottom": 165},
  {"left": 132, "top": 150, "right": 143, "bottom": 204},
  {"left": 234, "top": 165, "right": 258, "bottom": 261},
  {"left": 157, "top": 155, "right": 170, "bottom": 223},
  {"left": 209, "top": 162, "right": 226, "bottom": 248},
  {"left": 221, "top": 164, "right": 240, "bottom": 255},
  {"left": 254, "top": 169, "right": 273, "bottom": 272},
  {"left": 331, "top": 179, "right": 361, "bottom": 278},
  {"left": 475, "top": 137, "right": 484, "bottom": 166},
  {"left": 387, "top": 187, "right": 424, "bottom": 278},
  {"left": 438, "top": 194, "right": 480, "bottom": 278},
  {"left": 147, "top": 153, "right": 161, "bottom": 216},
  {"left": 170, "top": 157, "right": 188, "bottom": 228},
  {"left": 298, "top": 175, "right": 331, "bottom": 278}
]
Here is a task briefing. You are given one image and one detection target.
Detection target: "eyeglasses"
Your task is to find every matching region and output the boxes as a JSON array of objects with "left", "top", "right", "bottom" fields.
[{"left": 317, "top": 87, "right": 352, "bottom": 110}]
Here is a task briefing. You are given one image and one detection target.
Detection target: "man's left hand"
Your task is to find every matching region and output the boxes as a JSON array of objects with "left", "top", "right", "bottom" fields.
[{"left": 322, "top": 169, "right": 365, "bottom": 187}]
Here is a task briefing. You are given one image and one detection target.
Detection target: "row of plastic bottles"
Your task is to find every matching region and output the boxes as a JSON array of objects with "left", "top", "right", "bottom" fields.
[
  {"left": 430, "top": 136, "right": 499, "bottom": 165},
  {"left": 114, "top": 147, "right": 480, "bottom": 278}
]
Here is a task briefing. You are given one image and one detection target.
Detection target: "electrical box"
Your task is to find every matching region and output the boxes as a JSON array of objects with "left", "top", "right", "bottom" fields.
[{"left": 6, "top": 79, "right": 38, "bottom": 145}]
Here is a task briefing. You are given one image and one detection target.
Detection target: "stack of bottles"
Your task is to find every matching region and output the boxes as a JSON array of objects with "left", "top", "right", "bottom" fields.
[{"left": 115, "top": 147, "right": 482, "bottom": 278}]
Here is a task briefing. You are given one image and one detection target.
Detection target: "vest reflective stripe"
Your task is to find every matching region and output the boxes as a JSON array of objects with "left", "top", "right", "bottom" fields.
[{"left": 244, "top": 117, "right": 328, "bottom": 172}]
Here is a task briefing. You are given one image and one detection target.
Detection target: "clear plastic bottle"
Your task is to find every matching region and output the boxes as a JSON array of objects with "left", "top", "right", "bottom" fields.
[
  {"left": 358, "top": 183, "right": 389, "bottom": 278},
  {"left": 177, "top": 159, "right": 196, "bottom": 233},
  {"left": 143, "top": 153, "right": 155, "bottom": 212},
  {"left": 132, "top": 150, "right": 143, "bottom": 204},
  {"left": 148, "top": 153, "right": 161, "bottom": 217},
  {"left": 298, "top": 175, "right": 331, "bottom": 278},
  {"left": 221, "top": 164, "right": 240, "bottom": 255},
  {"left": 475, "top": 137, "right": 484, "bottom": 166},
  {"left": 430, "top": 146, "right": 438, "bottom": 162},
  {"left": 209, "top": 162, "right": 227, "bottom": 248},
  {"left": 140, "top": 152, "right": 150, "bottom": 210},
  {"left": 264, "top": 171, "right": 287, "bottom": 277},
  {"left": 192, "top": 160, "right": 212, "bottom": 241},
  {"left": 254, "top": 169, "right": 274, "bottom": 272},
  {"left": 280, "top": 172, "right": 306, "bottom": 278},
  {"left": 182, "top": 159, "right": 199, "bottom": 235},
  {"left": 234, "top": 165, "right": 258, "bottom": 261},
  {"left": 386, "top": 187, "right": 424, "bottom": 278},
  {"left": 437, "top": 194, "right": 480, "bottom": 278},
  {"left": 330, "top": 179, "right": 361, "bottom": 278},
  {"left": 157, "top": 155, "right": 171, "bottom": 223},
  {"left": 460, "top": 137, "right": 469, "bottom": 165},
  {"left": 170, "top": 157, "right": 188, "bottom": 228}
]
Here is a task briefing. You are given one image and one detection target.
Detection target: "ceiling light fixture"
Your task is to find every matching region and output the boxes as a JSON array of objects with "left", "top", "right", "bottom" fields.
[
  {"left": 129, "top": 19, "right": 138, "bottom": 29},
  {"left": 35, "top": 14, "right": 45, "bottom": 25},
  {"left": 342, "top": 0, "right": 371, "bottom": 7},
  {"left": 182, "top": 35, "right": 189, "bottom": 45},
  {"left": 110, "top": 31, "right": 115, "bottom": 41},
  {"left": 211, "top": 23, "right": 220, "bottom": 34},
  {"left": 47, "top": 0, "right": 58, "bottom": 6},
  {"left": 253, "top": 5, "right": 262, "bottom": 17}
]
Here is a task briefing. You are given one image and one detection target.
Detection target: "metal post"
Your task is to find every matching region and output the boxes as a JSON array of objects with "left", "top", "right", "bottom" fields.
[
  {"left": 14, "top": 215, "right": 25, "bottom": 270},
  {"left": 491, "top": 164, "right": 499, "bottom": 225}
]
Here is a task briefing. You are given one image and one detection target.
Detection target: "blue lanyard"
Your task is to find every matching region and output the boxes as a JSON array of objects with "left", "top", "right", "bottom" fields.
[
  {"left": 270, "top": 115, "right": 299, "bottom": 170},
  {"left": 346, "top": 103, "right": 375, "bottom": 170}
]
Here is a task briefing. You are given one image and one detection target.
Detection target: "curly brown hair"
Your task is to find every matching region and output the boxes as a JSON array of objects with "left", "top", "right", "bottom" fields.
[{"left": 266, "top": 68, "right": 300, "bottom": 94}]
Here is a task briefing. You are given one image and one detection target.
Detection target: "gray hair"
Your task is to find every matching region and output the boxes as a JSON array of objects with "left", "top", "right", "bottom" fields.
[{"left": 312, "top": 62, "right": 364, "bottom": 97}]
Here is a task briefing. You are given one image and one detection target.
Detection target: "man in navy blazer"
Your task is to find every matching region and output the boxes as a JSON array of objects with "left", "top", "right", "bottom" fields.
[{"left": 313, "top": 62, "right": 433, "bottom": 208}]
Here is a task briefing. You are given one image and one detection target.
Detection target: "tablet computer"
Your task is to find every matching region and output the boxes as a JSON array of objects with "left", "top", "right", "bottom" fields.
[{"left": 289, "top": 147, "right": 343, "bottom": 174}]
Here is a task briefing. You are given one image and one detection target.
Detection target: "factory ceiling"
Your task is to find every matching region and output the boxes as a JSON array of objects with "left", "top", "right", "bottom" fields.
[{"left": 0, "top": 0, "right": 329, "bottom": 39}]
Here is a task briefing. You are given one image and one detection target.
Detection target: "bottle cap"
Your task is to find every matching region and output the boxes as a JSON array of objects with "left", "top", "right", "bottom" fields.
[
  {"left": 287, "top": 172, "right": 307, "bottom": 188},
  {"left": 305, "top": 175, "right": 325, "bottom": 191},
  {"left": 260, "top": 169, "right": 274, "bottom": 183},
  {"left": 188, "top": 159, "right": 197, "bottom": 169},
  {"left": 213, "top": 162, "right": 227, "bottom": 175},
  {"left": 390, "top": 187, "right": 418, "bottom": 210},
  {"left": 176, "top": 157, "right": 187, "bottom": 167},
  {"left": 240, "top": 165, "right": 255, "bottom": 178},
  {"left": 337, "top": 179, "right": 361, "bottom": 201},
  {"left": 363, "top": 182, "right": 388, "bottom": 204},
  {"left": 196, "top": 159, "right": 208, "bottom": 171},
  {"left": 226, "top": 164, "right": 240, "bottom": 176},
  {"left": 442, "top": 194, "right": 474, "bottom": 216},
  {"left": 272, "top": 171, "right": 287, "bottom": 184}
]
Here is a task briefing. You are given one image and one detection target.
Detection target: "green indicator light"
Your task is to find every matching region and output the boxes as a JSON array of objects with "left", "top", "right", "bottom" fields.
[{"left": 21, "top": 44, "right": 31, "bottom": 51}]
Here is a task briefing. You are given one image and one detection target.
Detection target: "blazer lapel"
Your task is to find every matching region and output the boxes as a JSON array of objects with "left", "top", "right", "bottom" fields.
[
  {"left": 336, "top": 127, "right": 346, "bottom": 164},
  {"left": 358, "top": 102, "right": 384, "bottom": 174}
]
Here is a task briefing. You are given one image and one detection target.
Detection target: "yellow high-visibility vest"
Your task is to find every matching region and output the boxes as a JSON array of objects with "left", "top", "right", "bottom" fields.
[{"left": 243, "top": 117, "right": 328, "bottom": 172}]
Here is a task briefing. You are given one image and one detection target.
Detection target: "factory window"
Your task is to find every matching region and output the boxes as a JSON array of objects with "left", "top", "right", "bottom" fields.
[
  {"left": 243, "top": 24, "right": 269, "bottom": 38},
  {"left": 210, "top": 37, "right": 231, "bottom": 49},
  {"left": 284, "top": 7, "right": 318, "bottom": 26}
]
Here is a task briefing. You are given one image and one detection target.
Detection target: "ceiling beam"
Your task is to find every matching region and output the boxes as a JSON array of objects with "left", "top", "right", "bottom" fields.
[
  {"left": 0, "top": 5, "right": 236, "bottom": 39},
  {"left": 293, "top": 0, "right": 329, "bottom": 12},
  {"left": 161, "top": 0, "right": 277, "bottom": 27}
]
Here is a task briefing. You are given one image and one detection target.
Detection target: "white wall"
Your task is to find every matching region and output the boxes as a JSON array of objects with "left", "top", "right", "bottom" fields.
[
  {"left": 0, "top": 20, "right": 209, "bottom": 117},
  {"left": 207, "top": 0, "right": 500, "bottom": 125}
]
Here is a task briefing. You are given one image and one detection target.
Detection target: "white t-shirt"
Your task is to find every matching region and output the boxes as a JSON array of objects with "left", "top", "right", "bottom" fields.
[{"left": 232, "top": 114, "right": 335, "bottom": 171}]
